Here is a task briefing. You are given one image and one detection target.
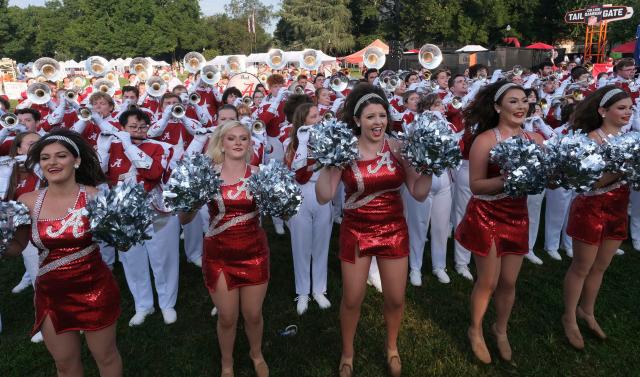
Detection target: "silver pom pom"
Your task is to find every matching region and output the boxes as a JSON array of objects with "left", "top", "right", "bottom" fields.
[
  {"left": 544, "top": 131, "right": 605, "bottom": 192},
  {"left": 400, "top": 112, "right": 461, "bottom": 175},
  {"left": 308, "top": 118, "right": 359, "bottom": 170},
  {"left": 599, "top": 131, "right": 639, "bottom": 174},
  {"left": 247, "top": 160, "right": 302, "bottom": 219},
  {"left": 163, "top": 154, "right": 222, "bottom": 212},
  {"left": 0, "top": 201, "right": 31, "bottom": 256},
  {"left": 490, "top": 137, "right": 547, "bottom": 197},
  {"left": 86, "top": 182, "right": 155, "bottom": 251}
]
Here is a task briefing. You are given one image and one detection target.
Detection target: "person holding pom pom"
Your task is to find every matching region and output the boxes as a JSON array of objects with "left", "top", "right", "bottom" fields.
[
  {"left": 179, "top": 121, "right": 270, "bottom": 377},
  {"left": 315, "top": 83, "right": 432, "bottom": 377},
  {"left": 562, "top": 86, "right": 633, "bottom": 350},
  {"left": 455, "top": 81, "right": 544, "bottom": 363},
  {"left": 5, "top": 128, "right": 122, "bottom": 377}
]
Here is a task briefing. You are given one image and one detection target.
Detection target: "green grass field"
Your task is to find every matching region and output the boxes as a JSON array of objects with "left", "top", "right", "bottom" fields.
[{"left": 1, "top": 218, "right": 640, "bottom": 377}]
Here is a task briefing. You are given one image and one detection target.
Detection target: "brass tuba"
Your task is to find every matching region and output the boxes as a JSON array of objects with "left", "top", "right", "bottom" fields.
[
  {"left": 130, "top": 57, "right": 153, "bottom": 81},
  {"left": 363, "top": 47, "right": 386, "bottom": 70},
  {"left": 34, "top": 57, "right": 63, "bottom": 82},
  {"left": 226, "top": 55, "right": 246, "bottom": 74},
  {"left": 85, "top": 56, "right": 110, "bottom": 77},
  {"left": 418, "top": 44, "right": 443, "bottom": 70},
  {"left": 27, "top": 82, "right": 52, "bottom": 105},
  {"left": 183, "top": 51, "right": 206, "bottom": 74},
  {"left": 266, "top": 49, "right": 286, "bottom": 70},
  {"left": 300, "top": 49, "right": 321, "bottom": 71},
  {"left": 146, "top": 76, "right": 167, "bottom": 98}
]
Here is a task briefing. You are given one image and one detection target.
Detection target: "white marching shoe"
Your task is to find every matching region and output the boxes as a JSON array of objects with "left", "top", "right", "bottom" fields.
[
  {"left": 367, "top": 273, "right": 383, "bottom": 292},
  {"left": 546, "top": 249, "right": 562, "bottom": 261},
  {"left": 11, "top": 278, "right": 31, "bottom": 294},
  {"left": 312, "top": 293, "right": 331, "bottom": 309},
  {"left": 31, "top": 331, "right": 43, "bottom": 343},
  {"left": 432, "top": 269, "right": 451, "bottom": 284},
  {"left": 274, "top": 222, "right": 286, "bottom": 235},
  {"left": 409, "top": 269, "right": 422, "bottom": 287},
  {"left": 128, "top": 308, "right": 155, "bottom": 327},
  {"left": 525, "top": 251, "right": 543, "bottom": 265},
  {"left": 161, "top": 308, "right": 177, "bottom": 324},
  {"left": 296, "top": 295, "right": 309, "bottom": 315},
  {"left": 455, "top": 265, "right": 474, "bottom": 281}
]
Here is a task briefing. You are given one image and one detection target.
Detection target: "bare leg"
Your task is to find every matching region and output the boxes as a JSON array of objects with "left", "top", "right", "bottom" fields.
[
  {"left": 492, "top": 253, "right": 524, "bottom": 360},
  {"left": 339, "top": 253, "right": 371, "bottom": 361},
  {"left": 377, "top": 257, "right": 408, "bottom": 352},
  {"left": 85, "top": 323, "right": 122, "bottom": 377},
  {"left": 210, "top": 275, "right": 240, "bottom": 373},
  {"left": 239, "top": 283, "right": 268, "bottom": 364},
  {"left": 41, "top": 316, "right": 84, "bottom": 377}
]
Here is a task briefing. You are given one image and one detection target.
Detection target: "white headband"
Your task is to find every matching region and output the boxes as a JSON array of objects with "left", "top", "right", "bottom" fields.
[
  {"left": 494, "top": 83, "right": 519, "bottom": 103},
  {"left": 354, "top": 93, "right": 384, "bottom": 115},
  {"left": 44, "top": 135, "right": 80, "bottom": 156},
  {"left": 599, "top": 88, "right": 624, "bottom": 107}
]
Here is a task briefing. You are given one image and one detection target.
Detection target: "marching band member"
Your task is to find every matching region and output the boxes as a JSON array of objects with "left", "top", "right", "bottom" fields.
[
  {"left": 404, "top": 93, "right": 454, "bottom": 286},
  {"left": 445, "top": 74, "right": 468, "bottom": 138},
  {"left": 172, "top": 85, "right": 213, "bottom": 128},
  {"left": 363, "top": 68, "right": 378, "bottom": 85},
  {"left": 433, "top": 69, "right": 449, "bottom": 99},
  {"left": 316, "top": 87, "right": 333, "bottom": 117},
  {"left": 179, "top": 121, "right": 271, "bottom": 377},
  {"left": 116, "top": 86, "right": 156, "bottom": 122},
  {"left": 0, "top": 109, "right": 40, "bottom": 156},
  {"left": 389, "top": 81, "right": 406, "bottom": 113},
  {"left": 399, "top": 90, "right": 419, "bottom": 131},
  {"left": 41, "top": 92, "right": 81, "bottom": 131},
  {"left": 147, "top": 93, "right": 200, "bottom": 159},
  {"left": 562, "top": 87, "right": 633, "bottom": 350},
  {"left": 606, "top": 58, "right": 638, "bottom": 101},
  {"left": 98, "top": 109, "right": 179, "bottom": 326},
  {"left": 222, "top": 87, "right": 242, "bottom": 106},
  {"left": 71, "top": 92, "right": 121, "bottom": 147},
  {"left": 316, "top": 84, "right": 432, "bottom": 377},
  {"left": 284, "top": 103, "right": 333, "bottom": 315},
  {"left": 6, "top": 129, "right": 122, "bottom": 376},
  {"left": 456, "top": 81, "right": 544, "bottom": 363}
]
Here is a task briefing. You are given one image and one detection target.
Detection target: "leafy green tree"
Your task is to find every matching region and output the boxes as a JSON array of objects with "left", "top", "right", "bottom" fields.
[{"left": 224, "top": 0, "right": 274, "bottom": 28}]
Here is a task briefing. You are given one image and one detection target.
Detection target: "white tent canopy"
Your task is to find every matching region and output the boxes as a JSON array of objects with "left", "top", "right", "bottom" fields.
[
  {"left": 244, "top": 50, "right": 336, "bottom": 66},
  {"left": 455, "top": 45, "right": 488, "bottom": 53}
]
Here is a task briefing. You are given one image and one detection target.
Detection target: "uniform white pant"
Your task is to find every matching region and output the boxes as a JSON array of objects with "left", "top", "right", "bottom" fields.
[
  {"left": 99, "top": 243, "right": 116, "bottom": 267},
  {"left": 404, "top": 173, "right": 452, "bottom": 272},
  {"left": 182, "top": 207, "right": 205, "bottom": 263},
  {"left": 265, "top": 136, "right": 286, "bottom": 230},
  {"left": 629, "top": 190, "right": 640, "bottom": 242},
  {"left": 287, "top": 181, "right": 333, "bottom": 295},
  {"left": 451, "top": 160, "right": 472, "bottom": 268},
  {"left": 527, "top": 192, "right": 545, "bottom": 252},
  {"left": 332, "top": 182, "right": 345, "bottom": 220},
  {"left": 544, "top": 187, "right": 574, "bottom": 252},
  {"left": 119, "top": 214, "right": 181, "bottom": 312}
]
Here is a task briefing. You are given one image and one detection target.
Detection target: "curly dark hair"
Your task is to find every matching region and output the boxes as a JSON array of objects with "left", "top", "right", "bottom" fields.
[
  {"left": 571, "top": 85, "right": 631, "bottom": 133},
  {"left": 283, "top": 94, "right": 313, "bottom": 123},
  {"left": 463, "top": 80, "right": 525, "bottom": 141},
  {"left": 26, "top": 128, "right": 106, "bottom": 186},
  {"left": 222, "top": 87, "right": 242, "bottom": 104},
  {"left": 341, "top": 83, "right": 391, "bottom": 136}
]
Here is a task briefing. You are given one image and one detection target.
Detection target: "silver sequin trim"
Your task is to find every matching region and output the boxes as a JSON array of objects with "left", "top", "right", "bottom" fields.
[
  {"left": 582, "top": 181, "right": 624, "bottom": 197},
  {"left": 37, "top": 244, "right": 98, "bottom": 276},
  {"left": 206, "top": 211, "right": 258, "bottom": 237},
  {"left": 474, "top": 193, "right": 509, "bottom": 201},
  {"left": 206, "top": 193, "right": 226, "bottom": 236}
]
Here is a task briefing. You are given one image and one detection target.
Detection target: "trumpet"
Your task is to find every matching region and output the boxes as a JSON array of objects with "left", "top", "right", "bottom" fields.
[
  {"left": 293, "top": 85, "right": 305, "bottom": 95},
  {"left": 422, "top": 70, "right": 432, "bottom": 81},
  {"left": 329, "top": 73, "right": 348, "bottom": 93},
  {"left": 571, "top": 89, "right": 584, "bottom": 101},
  {"left": 93, "top": 78, "right": 116, "bottom": 97},
  {"left": 127, "top": 103, "right": 139, "bottom": 111},
  {"left": 85, "top": 56, "right": 110, "bottom": 77},
  {"left": 226, "top": 55, "right": 246, "bottom": 74},
  {"left": 34, "top": 57, "right": 63, "bottom": 82},
  {"left": 418, "top": 44, "right": 443, "bottom": 70},
  {"left": 379, "top": 73, "right": 400, "bottom": 92},
  {"left": 252, "top": 120, "right": 266, "bottom": 134},
  {"left": 201, "top": 65, "right": 221, "bottom": 86},
  {"left": 78, "top": 106, "right": 92, "bottom": 121},
  {"left": 146, "top": 76, "right": 167, "bottom": 98},
  {"left": 183, "top": 51, "right": 206, "bottom": 74},
  {"left": 0, "top": 113, "right": 18, "bottom": 128},
  {"left": 171, "top": 104, "right": 185, "bottom": 118},
  {"left": 450, "top": 96, "right": 463, "bottom": 109},
  {"left": 65, "top": 90, "right": 78, "bottom": 101},
  {"left": 188, "top": 92, "right": 201, "bottom": 105},
  {"left": 363, "top": 47, "right": 386, "bottom": 70},
  {"left": 323, "top": 111, "right": 335, "bottom": 121},
  {"left": 27, "top": 82, "right": 52, "bottom": 105},
  {"left": 267, "top": 49, "right": 286, "bottom": 70},
  {"left": 300, "top": 49, "right": 321, "bottom": 71},
  {"left": 130, "top": 57, "right": 152, "bottom": 81},
  {"left": 242, "top": 96, "right": 253, "bottom": 107}
]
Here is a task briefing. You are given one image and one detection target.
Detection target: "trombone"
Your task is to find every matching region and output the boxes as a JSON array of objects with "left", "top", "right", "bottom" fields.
[
  {"left": 146, "top": 76, "right": 167, "bottom": 98},
  {"left": 27, "top": 83, "right": 52, "bottom": 105},
  {"left": 64, "top": 90, "right": 78, "bottom": 102},
  {"left": 33, "top": 57, "right": 64, "bottom": 82},
  {"left": 266, "top": 49, "right": 286, "bottom": 70},
  {"left": 85, "top": 56, "right": 110, "bottom": 77},
  {"left": 93, "top": 78, "right": 116, "bottom": 97},
  {"left": 300, "top": 49, "right": 321, "bottom": 71},
  {"left": 201, "top": 65, "right": 221, "bottom": 86},
  {"left": 78, "top": 106, "right": 92, "bottom": 121},
  {"left": 363, "top": 47, "right": 386, "bottom": 70},
  {"left": 418, "top": 44, "right": 442, "bottom": 70},
  {"left": 183, "top": 51, "right": 206, "bottom": 74},
  {"left": 130, "top": 57, "right": 153, "bottom": 81}
]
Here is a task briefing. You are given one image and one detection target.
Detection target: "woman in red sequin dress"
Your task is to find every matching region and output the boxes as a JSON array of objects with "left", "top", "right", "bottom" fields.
[
  {"left": 316, "top": 84, "right": 432, "bottom": 377},
  {"left": 180, "top": 121, "right": 269, "bottom": 377},
  {"left": 454, "top": 81, "right": 544, "bottom": 364},
  {"left": 562, "top": 86, "right": 633, "bottom": 350},
  {"left": 7, "top": 129, "right": 122, "bottom": 377}
]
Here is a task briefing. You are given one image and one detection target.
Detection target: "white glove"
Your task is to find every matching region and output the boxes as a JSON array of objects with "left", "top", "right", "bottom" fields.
[
  {"left": 162, "top": 105, "right": 173, "bottom": 120},
  {"left": 297, "top": 125, "right": 311, "bottom": 145},
  {"left": 115, "top": 131, "right": 132, "bottom": 146},
  {"left": 0, "top": 127, "right": 10, "bottom": 141},
  {"left": 330, "top": 98, "right": 345, "bottom": 114},
  {"left": 92, "top": 113, "right": 119, "bottom": 135},
  {"left": 194, "top": 127, "right": 213, "bottom": 135},
  {"left": 490, "top": 69, "right": 502, "bottom": 83},
  {"left": 232, "top": 97, "right": 243, "bottom": 107},
  {"left": 48, "top": 99, "right": 67, "bottom": 125}
]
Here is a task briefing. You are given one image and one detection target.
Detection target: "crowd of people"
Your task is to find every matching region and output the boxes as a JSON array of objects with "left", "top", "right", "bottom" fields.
[{"left": 1, "top": 53, "right": 639, "bottom": 377}]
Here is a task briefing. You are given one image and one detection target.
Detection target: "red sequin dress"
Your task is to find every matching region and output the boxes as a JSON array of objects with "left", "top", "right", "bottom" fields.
[
  {"left": 30, "top": 186, "right": 120, "bottom": 336},
  {"left": 339, "top": 139, "right": 408, "bottom": 263},
  {"left": 567, "top": 129, "right": 630, "bottom": 246},
  {"left": 203, "top": 165, "right": 269, "bottom": 292},
  {"left": 455, "top": 129, "right": 530, "bottom": 257}
]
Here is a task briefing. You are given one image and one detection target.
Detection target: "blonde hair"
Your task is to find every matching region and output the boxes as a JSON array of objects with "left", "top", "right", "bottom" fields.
[{"left": 206, "top": 121, "right": 253, "bottom": 164}]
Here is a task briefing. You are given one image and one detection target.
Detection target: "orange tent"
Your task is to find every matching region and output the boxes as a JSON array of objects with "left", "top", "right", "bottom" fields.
[{"left": 339, "top": 39, "right": 389, "bottom": 64}]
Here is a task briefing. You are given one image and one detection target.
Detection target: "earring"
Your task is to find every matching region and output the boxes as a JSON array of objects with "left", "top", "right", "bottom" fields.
[
  {"left": 356, "top": 122, "right": 361, "bottom": 128},
  {"left": 601, "top": 113, "right": 606, "bottom": 118},
  {"left": 496, "top": 110, "right": 501, "bottom": 114}
]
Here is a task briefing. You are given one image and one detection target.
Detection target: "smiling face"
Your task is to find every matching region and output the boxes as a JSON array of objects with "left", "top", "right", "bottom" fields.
[
  {"left": 222, "top": 125, "right": 251, "bottom": 161},
  {"left": 495, "top": 88, "right": 529, "bottom": 127},
  {"left": 355, "top": 103, "right": 388, "bottom": 142},
  {"left": 600, "top": 97, "right": 634, "bottom": 128},
  {"left": 39, "top": 142, "right": 80, "bottom": 185}
]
